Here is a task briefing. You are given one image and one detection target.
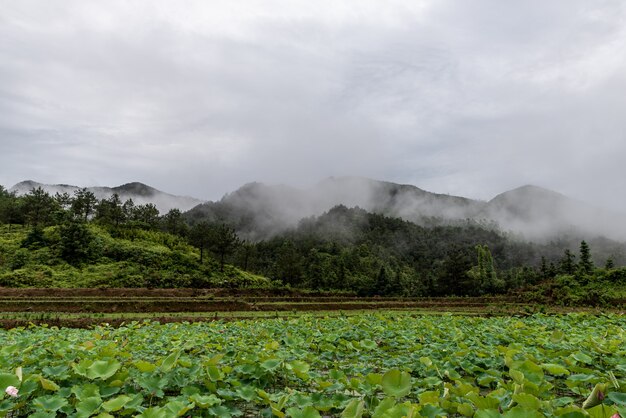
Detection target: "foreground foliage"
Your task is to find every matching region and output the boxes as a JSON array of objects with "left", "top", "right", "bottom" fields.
[{"left": 0, "top": 314, "right": 625, "bottom": 417}]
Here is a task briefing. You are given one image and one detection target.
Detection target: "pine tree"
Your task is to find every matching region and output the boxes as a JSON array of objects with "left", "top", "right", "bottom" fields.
[
  {"left": 559, "top": 249, "right": 576, "bottom": 275},
  {"left": 578, "top": 241, "right": 594, "bottom": 275},
  {"left": 467, "top": 245, "right": 503, "bottom": 294}
]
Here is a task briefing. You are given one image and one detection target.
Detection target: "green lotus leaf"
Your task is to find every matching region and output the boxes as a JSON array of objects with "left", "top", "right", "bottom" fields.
[
  {"left": 584, "top": 404, "right": 619, "bottom": 418},
  {"left": 72, "top": 360, "right": 92, "bottom": 378},
  {"left": 512, "top": 393, "right": 542, "bottom": 410},
  {"left": 39, "top": 376, "right": 60, "bottom": 391},
  {"left": 608, "top": 392, "right": 626, "bottom": 405},
  {"left": 341, "top": 399, "right": 364, "bottom": 418},
  {"left": 382, "top": 369, "right": 411, "bottom": 398},
  {"left": 134, "top": 360, "right": 157, "bottom": 373},
  {"left": 378, "top": 402, "right": 416, "bottom": 418},
  {"left": 160, "top": 350, "right": 181, "bottom": 372},
  {"left": 206, "top": 353, "right": 225, "bottom": 365},
  {"left": 75, "top": 396, "right": 102, "bottom": 418},
  {"left": 163, "top": 400, "right": 194, "bottom": 416},
  {"left": 261, "top": 358, "right": 282, "bottom": 371},
  {"left": 206, "top": 365, "right": 223, "bottom": 381},
  {"left": 236, "top": 385, "right": 258, "bottom": 402},
  {"left": 418, "top": 390, "right": 439, "bottom": 405},
  {"left": 290, "top": 392, "right": 313, "bottom": 408},
  {"left": 189, "top": 393, "right": 221, "bottom": 408},
  {"left": 0, "top": 373, "right": 20, "bottom": 390},
  {"left": 136, "top": 406, "right": 167, "bottom": 418},
  {"left": 474, "top": 409, "right": 502, "bottom": 418},
  {"left": 86, "top": 360, "right": 121, "bottom": 380},
  {"left": 556, "top": 411, "right": 587, "bottom": 418},
  {"left": 572, "top": 352, "right": 593, "bottom": 365},
  {"left": 372, "top": 397, "right": 396, "bottom": 418},
  {"left": 102, "top": 395, "right": 131, "bottom": 412},
  {"left": 290, "top": 360, "right": 310, "bottom": 379},
  {"left": 466, "top": 393, "right": 501, "bottom": 410},
  {"left": 420, "top": 404, "right": 446, "bottom": 418},
  {"left": 542, "top": 364, "right": 570, "bottom": 376},
  {"left": 509, "top": 369, "right": 525, "bottom": 384},
  {"left": 29, "top": 413, "right": 57, "bottom": 418},
  {"left": 503, "top": 406, "right": 544, "bottom": 418},
  {"left": 286, "top": 405, "right": 321, "bottom": 418},
  {"left": 420, "top": 357, "right": 433, "bottom": 367},
  {"left": 32, "top": 395, "right": 68, "bottom": 412},
  {"left": 72, "top": 383, "right": 100, "bottom": 401},
  {"left": 456, "top": 403, "right": 474, "bottom": 416},
  {"left": 208, "top": 405, "right": 243, "bottom": 418},
  {"left": 360, "top": 340, "right": 377, "bottom": 350}
]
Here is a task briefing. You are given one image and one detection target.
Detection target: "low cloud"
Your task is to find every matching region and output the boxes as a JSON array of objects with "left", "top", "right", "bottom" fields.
[{"left": 1, "top": 0, "right": 625, "bottom": 212}]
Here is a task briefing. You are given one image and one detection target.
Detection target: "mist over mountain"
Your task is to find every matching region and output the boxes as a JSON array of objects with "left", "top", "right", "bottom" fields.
[
  {"left": 483, "top": 185, "right": 626, "bottom": 241},
  {"left": 186, "top": 176, "right": 626, "bottom": 242},
  {"left": 9, "top": 177, "right": 624, "bottom": 242},
  {"left": 9, "top": 180, "right": 204, "bottom": 214}
]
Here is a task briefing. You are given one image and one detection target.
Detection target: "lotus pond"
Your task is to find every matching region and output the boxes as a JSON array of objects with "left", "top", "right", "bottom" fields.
[{"left": 0, "top": 313, "right": 625, "bottom": 417}]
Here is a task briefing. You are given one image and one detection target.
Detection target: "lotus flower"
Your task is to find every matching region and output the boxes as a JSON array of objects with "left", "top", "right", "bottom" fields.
[{"left": 5, "top": 386, "right": 18, "bottom": 398}]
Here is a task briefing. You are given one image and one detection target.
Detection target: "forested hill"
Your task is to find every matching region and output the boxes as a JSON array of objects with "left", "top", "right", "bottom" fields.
[
  {"left": 229, "top": 205, "right": 626, "bottom": 296},
  {"left": 1, "top": 183, "right": 626, "bottom": 299},
  {"left": 186, "top": 176, "right": 626, "bottom": 242}
]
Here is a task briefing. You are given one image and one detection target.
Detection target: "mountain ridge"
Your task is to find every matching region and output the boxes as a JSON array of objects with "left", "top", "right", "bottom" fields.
[
  {"left": 186, "top": 176, "right": 626, "bottom": 242},
  {"left": 9, "top": 177, "right": 625, "bottom": 242},
  {"left": 9, "top": 180, "right": 204, "bottom": 214}
]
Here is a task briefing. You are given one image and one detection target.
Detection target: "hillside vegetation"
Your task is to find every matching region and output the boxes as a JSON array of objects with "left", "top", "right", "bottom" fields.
[
  {"left": 1, "top": 184, "right": 626, "bottom": 305},
  {"left": 0, "top": 185, "right": 268, "bottom": 288}
]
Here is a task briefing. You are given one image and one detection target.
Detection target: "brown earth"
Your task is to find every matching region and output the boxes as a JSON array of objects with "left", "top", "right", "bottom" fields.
[{"left": 0, "top": 287, "right": 546, "bottom": 329}]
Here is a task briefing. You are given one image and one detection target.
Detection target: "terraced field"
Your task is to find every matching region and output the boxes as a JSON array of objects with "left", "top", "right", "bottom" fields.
[{"left": 0, "top": 288, "right": 553, "bottom": 328}]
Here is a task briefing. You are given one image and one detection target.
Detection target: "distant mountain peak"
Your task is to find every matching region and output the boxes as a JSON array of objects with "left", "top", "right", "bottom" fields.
[
  {"left": 12, "top": 180, "right": 40, "bottom": 189},
  {"left": 113, "top": 182, "right": 158, "bottom": 197},
  {"left": 9, "top": 180, "right": 204, "bottom": 214}
]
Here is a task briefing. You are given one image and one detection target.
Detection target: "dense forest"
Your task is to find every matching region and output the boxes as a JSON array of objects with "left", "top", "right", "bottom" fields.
[{"left": 1, "top": 184, "right": 625, "bottom": 300}]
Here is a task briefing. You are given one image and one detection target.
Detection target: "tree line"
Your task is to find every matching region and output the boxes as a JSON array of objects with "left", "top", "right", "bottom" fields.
[{"left": 1, "top": 185, "right": 624, "bottom": 295}]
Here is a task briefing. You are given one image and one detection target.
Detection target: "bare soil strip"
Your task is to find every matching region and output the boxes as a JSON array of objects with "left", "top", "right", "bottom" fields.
[{"left": 0, "top": 287, "right": 612, "bottom": 329}]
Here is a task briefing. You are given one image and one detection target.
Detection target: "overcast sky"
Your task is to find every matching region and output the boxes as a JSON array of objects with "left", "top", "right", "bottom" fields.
[{"left": 1, "top": 1, "right": 626, "bottom": 210}]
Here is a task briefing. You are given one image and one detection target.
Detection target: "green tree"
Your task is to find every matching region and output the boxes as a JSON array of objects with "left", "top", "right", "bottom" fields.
[
  {"left": 132, "top": 203, "right": 160, "bottom": 229},
  {"left": 605, "top": 257, "right": 615, "bottom": 270},
  {"left": 236, "top": 239, "right": 254, "bottom": 271},
  {"left": 209, "top": 223, "right": 241, "bottom": 272},
  {"left": 95, "top": 194, "right": 125, "bottom": 227},
  {"left": 274, "top": 240, "right": 303, "bottom": 285},
  {"left": 161, "top": 208, "right": 188, "bottom": 237},
  {"left": 577, "top": 240, "right": 594, "bottom": 275},
  {"left": 189, "top": 221, "right": 212, "bottom": 263},
  {"left": 58, "top": 220, "right": 102, "bottom": 265},
  {"left": 374, "top": 265, "right": 388, "bottom": 296},
  {"left": 559, "top": 249, "right": 576, "bottom": 275},
  {"left": 467, "top": 245, "right": 503, "bottom": 294},
  {"left": 122, "top": 198, "right": 135, "bottom": 220},
  {"left": 22, "top": 187, "right": 58, "bottom": 226},
  {"left": 54, "top": 192, "right": 72, "bottom": 211},
  {"left": 437, "top": 247, "right": 472, "bottom": 295},
  {"left": 71, "top": 188, "right": 97, "bottom": 221},
  {"left": 0, "top": 186, "right": 22, "bottom": 227},
  {"left": 540, "top": 256, "right": 549, "bottom": 279}
]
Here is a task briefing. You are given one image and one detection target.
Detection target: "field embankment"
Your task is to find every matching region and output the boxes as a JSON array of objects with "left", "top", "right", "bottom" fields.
[{"left": 0, "top": 287, "right": 619, "bottom": 328}]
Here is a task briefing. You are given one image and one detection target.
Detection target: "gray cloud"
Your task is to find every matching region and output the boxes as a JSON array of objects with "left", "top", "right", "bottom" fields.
[{"left": 1, "top": 0, "right": 625, "bottom": 211}]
